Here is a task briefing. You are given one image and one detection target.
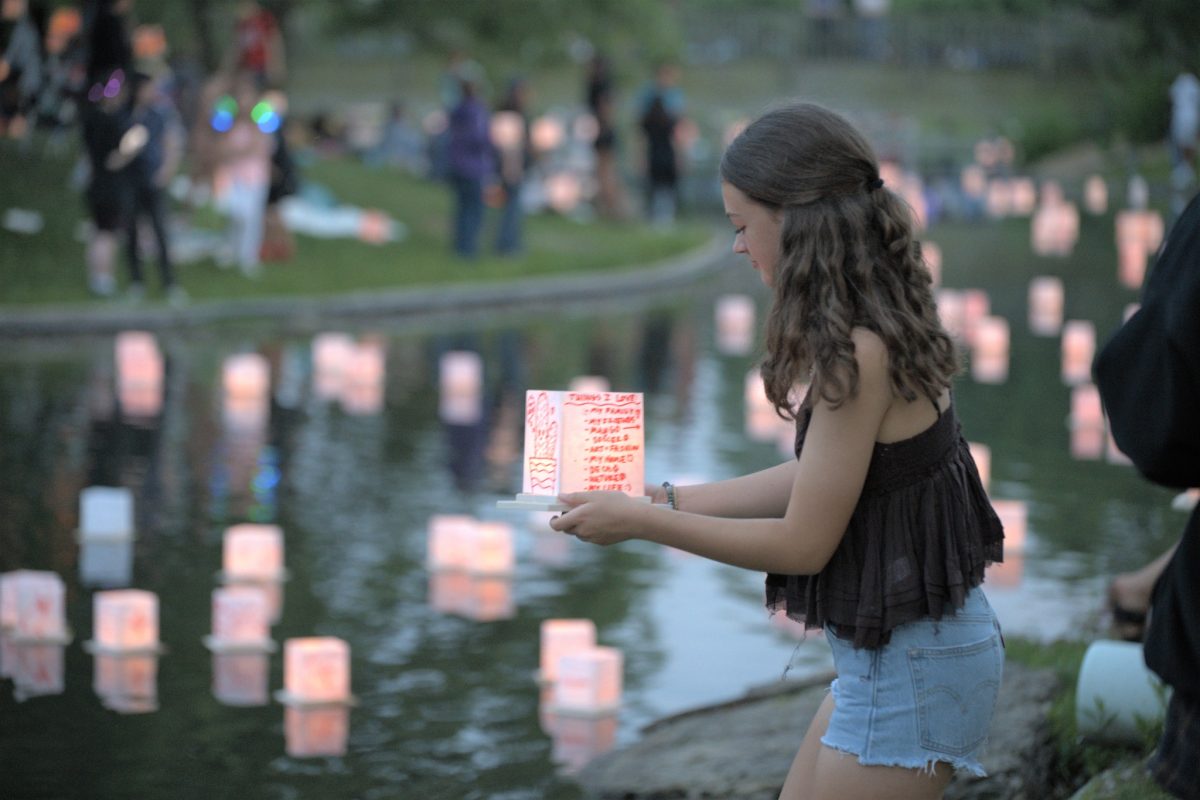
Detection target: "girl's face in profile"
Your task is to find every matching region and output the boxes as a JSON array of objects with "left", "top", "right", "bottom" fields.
[{"left": 721, "top": 182, "right": 782, "bottom": 288}]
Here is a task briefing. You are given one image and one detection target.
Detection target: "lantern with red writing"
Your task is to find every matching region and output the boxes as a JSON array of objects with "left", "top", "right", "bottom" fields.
[
  {"left": 551, "top": 646, "right": 623, "bottom": 715},
  {"left": 1028, "top": 276, "right": 1064, "bottom": 336},
  {"left": 285, "top": 704, "right": 350, "bottom": 758},
  {"left": 539, "top": 619, "right": 597, "bottom": 684},
  {"left": 221, "top": 523, "right": 286, "bottom": 583},
  {"left": 714, "top": 294, "right": 756, "bottom": 356},
  {"left": 1, "top": 570, "right": 70, "bottom": 643},
  {"left": 1061, "top": 321, "right": 1096, "bottom": 386},
  {"left": 206, "top": 585, "right": 273, "bottom": 652},
  {"left": 280, "top": 637, "right": 353, "bottom": 705},
  {"left": 213, "top": 652, "right": 270, "bottom": 706},
  {"left": 89, "top": 589, "right": 160, "bottom": 653}
]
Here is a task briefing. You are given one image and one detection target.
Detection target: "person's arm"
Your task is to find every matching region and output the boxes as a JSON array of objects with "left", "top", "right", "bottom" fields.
[
  {"left": 652, "top": 460, "right": 798, "bottom": 519},
  {"left": 555, "top": 330, "right": 891, "bottom": 575}
]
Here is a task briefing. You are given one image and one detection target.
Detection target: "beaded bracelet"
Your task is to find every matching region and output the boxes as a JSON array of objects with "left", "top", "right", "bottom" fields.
[{"left": 662, "top": 481, "right": 678, "bottom": 510}]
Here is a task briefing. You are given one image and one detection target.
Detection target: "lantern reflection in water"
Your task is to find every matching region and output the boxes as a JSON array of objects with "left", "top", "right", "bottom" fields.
[
  {"left": 11, "top": 642, "right": 65, "bottom": 701},
  {"left": 438, "top": 351, "right": 483, "bottom": 425},
  {"left": 1028, "top": 276, "right": 1064, "bottom": 336},
  {"left": 114, "top": 331, "right": 163, "bottom": 419},
  {"left": 213, "top": 652, "right": 270, "bottom": 706},
  {"left": 79, "top": 539, "right": 134, "bottom": 589},
  {"left": 714, "top": 294, "right": 756, "bottom": 356},
  {"left": 340, "top": 337, "right": 386, "bottom": 416},
  {"left": 549, "top": 711, "right": 618, "bottom": 775},
  {"left": 1115, "top": 210, "right": 1165, "bottom": 290},
  {"left": 208, "top": 585, "right": 273, "bottom": 650},
  {"left": 285, "top": 704, "right": 350, "bottom": 758},
  {"left": 312, "top": 332, "right": 355, "bottom": 401},
  {"left": 1084, "top": 175, "right": 1108, "bottom": 215},
  {"left": 282, "top": 637, "right": 351, "bottom": 705},
  {"left": 222, "top": 353, "right": 271, "bottom": 431},
  {"left": 539, "top": 619, "right": 597, "bottom": 683},
  {"left": 428, "top": 571, "right": 515, "bottom": 622},
  {"left": 94, "top": 653, "right": 159, "bottom": 713}
]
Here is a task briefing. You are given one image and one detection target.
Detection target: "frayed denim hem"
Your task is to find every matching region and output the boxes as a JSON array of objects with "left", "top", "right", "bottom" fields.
[{"left": 818, "top": 735, "right": 989, "bottom": 778}]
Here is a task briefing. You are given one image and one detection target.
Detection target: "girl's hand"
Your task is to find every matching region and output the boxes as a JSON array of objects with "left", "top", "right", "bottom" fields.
[{"left": 549, "top": 492, "right": 642, "bottom": 546}]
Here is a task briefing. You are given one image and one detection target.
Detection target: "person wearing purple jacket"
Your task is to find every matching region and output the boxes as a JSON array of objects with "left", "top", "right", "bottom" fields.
[{"left": 446, "top": 73, "right": 494, "bottom": 259}]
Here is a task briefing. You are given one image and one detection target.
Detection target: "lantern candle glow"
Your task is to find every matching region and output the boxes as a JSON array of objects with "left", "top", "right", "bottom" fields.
[
  {"left": 715, "top": 294, "right": 756, "bottom": 356},
  {"left": 539, "top": 619, "right": 597, "bottom": 683},
  {"left": 1061, "top": 321, "right": 1097, "bottom": 386},
  {"left": 970, "top": 316, "right": 1010, "bottom": 384},
  {"left": 222, "top": 524, "right": 286, "bottom": 582},
  {"left": 1028, "top": 276, "right": 1064, "bottom": 336},
  {"left": 281, "top": 637, "right": 353, "bottom": 706},
  {"left": 551, "top": 646, "right": 623, "bottom": 715},
  {"left": 91, "top": 589, "right": 160, "bottom": 653},
  {"left": 1, "top": 570, "right": 70, "bottom": 643},
  {"left": 285, "top": 705, "right": 350, "bottom": 758}
]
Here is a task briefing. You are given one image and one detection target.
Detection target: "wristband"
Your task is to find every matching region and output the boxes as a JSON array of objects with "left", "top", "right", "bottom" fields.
[{"left": 662, "top": 481, "right": 678, "bottom": 510}]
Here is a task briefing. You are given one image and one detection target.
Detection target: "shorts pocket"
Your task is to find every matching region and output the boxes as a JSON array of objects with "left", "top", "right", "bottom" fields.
[{"left": 907, "top": 634, "right": 1002, "bottom": 757}]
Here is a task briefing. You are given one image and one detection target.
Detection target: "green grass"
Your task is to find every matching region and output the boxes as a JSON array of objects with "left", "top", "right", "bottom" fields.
[{"left": 0, "top": 139, "right": 711, "bottom": 308}]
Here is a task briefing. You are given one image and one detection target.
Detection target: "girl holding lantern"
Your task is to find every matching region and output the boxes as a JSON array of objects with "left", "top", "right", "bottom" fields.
[{"left": 551, "top": 103, "right": 1005, "bottom": 800}]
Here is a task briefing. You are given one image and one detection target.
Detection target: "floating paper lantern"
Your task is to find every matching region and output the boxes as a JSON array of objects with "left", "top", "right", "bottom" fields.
[
  {"left": 285, "top": 705, "right": 350, "bottom": 758},
  {"left": 1069, "top": 383, "right": 1105, "bottom": 461},
  {"left": 1084, "top": 175, "right": 1108, "bottom": 215},
  {"left": 531, "top": 115, "right": 565, "bottom": 152},
  {"left": 1031, "top": 201, "right": 1079, "bottom": 257},
  {"left": 969, "top": 443, "right": 991, "bottom": 493},
  {"left": 1061, "top": 321, "right": 1096, "bottom": 386},
  {"left": 471, "top": 522, "right": 515, "bottom": 576},
  {"left": 550, "top": 712, "right": 618, "bottom": 775},
  {"left": 960, "top": 290, "right": 990, "bottom": 345},
  {"left": 438, "top": 351, "right": 483, "bottom": 425},
  {"left": 970, "top": 316, "right": 1010, "bottom": 384},
  {"left": 312, "top": 333, "right": 355, "bottom": 401},
  {"left": 552, "top": 646, "right": 623, "bottom": 715},
  {"left": 114, "top": 331, "right": 163, "bottom": 418},
  {"left": 213, "top": 652, "right": 270, "bottom": 706},
  {"left": 568, "top": 375, "right": 611, "bottom": 394},
  {"left": 1, "top": 571, "right": 68, "bottom": 642},
  {"left": 209, "top": 586, "right": 272, "bottom": 649},
  {"left": 714, "top": 294, "right": 756, "bottom": 356},
  {"left": 936, "top": 289, "right": 966, "bottom": 341},
  {"left": 92, "top": 590, "right": 159, "bottom": 652},
  {"left": 222, "top": 524, "right": 285, "bottom": 582},
  {"left": 991, "top": 499, "right": 1027, "bottom": 554},
  {"left": 223, "top": 353, "right": 271, "bottom": 430},
  {"left": 426, "top": 515, "right": 476, "bottom": 572},
  {"left": 744, "top": 371, "right": 791, "bottom": 444},
  {"left": 539, "top": 619, "right": 597, "bottom": 683},
  {"left": 79, "top": 486, "right": 135, "bottom": 541},
  {"left": 94, "top": 653, "right": 158, "bottom": 713},
  {"left": 921, "top": 241, "right": 942, "bottom": 288},
  {"left": 340, "top": 338, "right": 386, "bottom": 416},
  {"left": 1010, "top": 178, "right": 1037, "bottom": 216},
  {"left": 11, "top": 642, "right": 64, "bottom": 701},
  {"left": 1028, "top": 276, "right": 1064, "bottom": 336},
  {"left": 283, "top": 637, "right": 351, "bottom": 705}
]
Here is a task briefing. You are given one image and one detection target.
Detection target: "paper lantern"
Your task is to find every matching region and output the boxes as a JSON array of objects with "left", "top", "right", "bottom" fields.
[
  {"left": 213, "top": 652, "right": 270, "bottom": 706},
  {"left": 530, "top": 115, "right": 565, "bottom": 152},
  {"left": 1084, "top": 175, "right": 1108, "bottom": 215},
  {"left": 222, "top": 353, "right": 271, "bottom": 430},
  {"left": 471, "top": 522, "right": 515, "bottom": 576},
  {"left": 960, "top": 290, "right": 990, "bottom": 346},
  {"left": 11, "top": 642, "right": 64, "bottom": 701},
  {"left": 1010, "top": 178, "right": 1037, "bottom": 216},
  {"left": 969, "top": 443, "right": 991, "bottom": 493},
  {"left": 970, "top": 316, "right": 1010, "bottom": 384},
  {"left": 1117, "top": 241, "right": 1147, "bottom": 290},
  {"left": 991, "top": 499, "right": 1027, "bottom": 554},
  {"left": 285, "top": 705, "right": 350, "bottom": 758},
  {"left": 92, "top": 590, "right": 159, "bottom": 653},
  {"left": 539, "top": 619, "right": 597, "bottom": 683},
  {"left": 921, "top": 241, "right": 942, "bottom": 288},
  {"left": 1071, "top": 425, "right": 1106, "bottom": 461},
  {"left": 961, "top": 164, "right": 987, "bottom": 198},
  {"left": 1070, "top": 383, "right": 1104, "bottom": 430},
  {"left": 438, "top": 351, "right": 483, "bottom": 425},
  {"left": 744, "top": 370, "right": 790, "bottom": 444},
  {"left": 936, "top": 289, "right": 966, "bottom": 341},
  {"left": 283, "top": 637, "right": 351, "bottom": 705},
  {"left": 550, "top": 712, "right": 618, "bottom": 775},
  {"left": 568, "top": 376, "right": 611, "bottom": 394},
  {"left": 1, "top": 571, "right": 69, "bottom": 642},
  {"left": 114, "top": 331, "right": 163, "bottom": 418},
  {"left": 714, "top": 294, "right": 756, "bottom": 356},
  {"left": 312, "top": 333, "right": 355, "bottom": 401},
  {"left": 545, "top": 172, "right": 583, "bottom": 214},
  {"left": 340, "top": 338, "right": 386, "bottom": 416},
  {"left": 79, "top": 486, "right": 135, "bottom": 541},
  {"left": 94, "top": 653, "right": 158, "bottom": 713},
  {"left": 1061, "top": 321, "right": 1096, "bottom": 386},
  {"left": 222, "top": 523, "right": 286, "bottom": 582},
  {"left": 1028, "top": 276, "right": 1064, "bottom": 336},
  {"left": 208, "top": 586, "right": 272, "bottom": 650},
  {"left": 552, "top": 646, "right": 623, "bottom": 715},
  {"left": 490, "top": 110, "right": 525, "bottom": 151},
  {"left": 426, "top": 515, "right": 476, "bottom": 572},
  {"left": 1031, "top": 201, "right": 1079, "bottom": 257},
  {"left": 499, "top": 390, "right": 646, "bottom": 511}
]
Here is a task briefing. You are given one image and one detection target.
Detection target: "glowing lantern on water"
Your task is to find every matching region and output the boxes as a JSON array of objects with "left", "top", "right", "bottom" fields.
[
  {"left": 79, "top": 486, "right": 135, "bottom": 541},
  {"left": 1031, "top": 201, "right": 1080, "bottom": 257},
  {"left": 209, "top": 586, "right": 272, "bottom": 649},
  {"left": 471, "top": 522, "right": 516, "bottom": 576},
  {"left": 222, "top": 524, "right": 286, "bottom": 582},
  {"left": 531, "top": 115, "right": 566, "bottom": 152},
  {"left": 92, "top": 590, "right": 159, "bottom": 652},
  {"left": 312, "top": 333, "right": 355, "bottom": 401},
  {"left": 1010, "top": 178, "right": 1037, "bottom": 217},
  {"left": 1084, "top": 175, "right": 1108, "bottom": 215},
  {"left": 985, "top": 179, "right": 1013, "bottom": 219},
  {"left": 340, "top": 338, "right": 386, "bottom": 416},
  {"left": 569, "top": 375, "right": 611, "bottom": 393},
  {"left": 715, "top": 294, "right": 756, "bottom": 356},
  {"left": 438, "top": 351, "right": 483, "bottom": 425},
  {"left": 223, "top": 353, "right": 271, "bottom": 430},
  {"left": 1, "top": 570, "right": 69, "bottom": 642},
  {"left": 1028, "top": 276, "right": 1064, "bottom": 336},
  {"left": 545, "top": 172, "right": 583, "bottom": 214},
  {"left": 426, "top": 515, "right": 477, "bottom": 572},
  {"left": 1069, "top": 383, "right": 1105, "bottom": 461},
  {"left": 550, "top": 712, "right": 618, "bottom": 775},
  {"left": 1115, "top": 210, "right": 1164, "bottom": 289},
  {"left": 970, "top": 316, "right": 1010, "bottom": 384},
  {"left": 552, "top": 646, "right": 623, "bottom": 715},
  {"left": 960, "top": 289, "right": 990, "bottom": 346},
  {"left": 744, "top": 370, "right": 789, "bottom": 444},
  {"left": 11, "top": 642, "right": 64, "bottom": 701},
  {"left": 539, "top": 619, "right": 597, "bottom": 683},
  {"left": 936, "top": 289, "right": 966, "bottom": 341},
  {"left": 961, "top": 164, "right": 987, "bottom": 199},
  {"left": 114, "top": 331, "right": 163, "bottom": 418},
  {"left": 285, "top": 705, "right": 350, "bottom": 758},
  {"left": 283, "top": 637, "right": 352, "bottom": 705},
  {"left": 921, "top": 241, "right": 942, "bottom": 287},
  {"left": 991, "top": 499, "right": 1028, "bottom": 554},
  {"left": 969, "top": 442, "right": 991, "bottom": 493},
  {"left": 1061, "top": 321, "right": 1096, "bottom": 386},
  {"left": 213, "top": 652, "right": 270, "bottom": 706},
  {"left": 94, "top": 653, "right": 158, "bottom": 713}
]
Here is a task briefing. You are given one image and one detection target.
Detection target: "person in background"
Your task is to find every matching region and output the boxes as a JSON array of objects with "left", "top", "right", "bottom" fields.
[
  {"left": 638, "top": 61, "right": 684, "bottom": 225},
  {"left": 585, "top": 53, "right": 627, "bottom": 221},
  {"left": 0, "top": 0, "right": 44, "bottom": 139},
  {"left": 36, "top": 5, "right": 86, "bottom": 154},
  {"left": 82, "top": 0, "right": 131, "bottom": 88},
  {"left": 1095, "top": 191, "right": 1200, "bottom": 800},
  {"left": 369, "top": 99, "right": 425, "bottom": 173},
  {"left": 446, "top": 69, "right": 492, "bottom": 259},
  {"left": 492, "top": 76, "right": 531, "bottom": 256},
  {"left": 215, "top": 71, "right": 274, "bottom": 276},
  {"left": 124, "top": 69, "right": 185, "bottom": 305},
  {"left": 78, "top": 67, "right": 133, "bottom": 297},
  {"left": 551, "top": 103, "right": 1004, "bottom": 800},
  {"left": 224, "top": 0, "right": 285, "bottom": 89},
  {"left": 261, "top": 88, "right": 297, "bottom": 263}
]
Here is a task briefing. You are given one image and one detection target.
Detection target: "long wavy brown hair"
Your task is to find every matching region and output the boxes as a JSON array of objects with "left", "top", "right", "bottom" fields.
[{"left": 719, "top": 103, "right": 959, "bottom": 416}]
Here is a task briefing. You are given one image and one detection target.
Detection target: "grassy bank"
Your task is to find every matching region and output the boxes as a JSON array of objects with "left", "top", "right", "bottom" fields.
[{"left": 0, "top": 140, "right": 711, "bottom": 308}]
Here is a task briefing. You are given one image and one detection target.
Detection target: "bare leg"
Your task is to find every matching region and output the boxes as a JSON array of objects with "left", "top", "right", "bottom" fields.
[{"left": 779, "top": 692, "right": 953, "bottom": 800}]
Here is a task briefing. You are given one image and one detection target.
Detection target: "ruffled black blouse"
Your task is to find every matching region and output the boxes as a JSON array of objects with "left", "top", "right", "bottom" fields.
[{"left": 765, "top": 396, "right": 1004, "bottom": 649}]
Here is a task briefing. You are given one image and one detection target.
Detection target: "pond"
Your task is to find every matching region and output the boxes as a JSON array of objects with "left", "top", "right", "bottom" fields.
[{"left": 0, "top": 233, "right": 1186, "bottom": 799}]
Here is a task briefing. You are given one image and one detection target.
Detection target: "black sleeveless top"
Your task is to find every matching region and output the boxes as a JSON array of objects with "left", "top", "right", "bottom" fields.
[{"left": 765, "top": 395, "right": 1004, "bottom": 649}]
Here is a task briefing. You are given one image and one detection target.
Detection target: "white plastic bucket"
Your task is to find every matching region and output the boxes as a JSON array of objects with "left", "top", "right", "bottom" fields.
[{"left": 1075, "top": 639, "right": 1170, "bottom": 743}]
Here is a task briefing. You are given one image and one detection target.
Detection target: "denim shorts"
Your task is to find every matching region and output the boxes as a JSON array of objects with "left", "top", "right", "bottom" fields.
[{"left": 821, "top": 587, "right": 1004, "bottom": 776}]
